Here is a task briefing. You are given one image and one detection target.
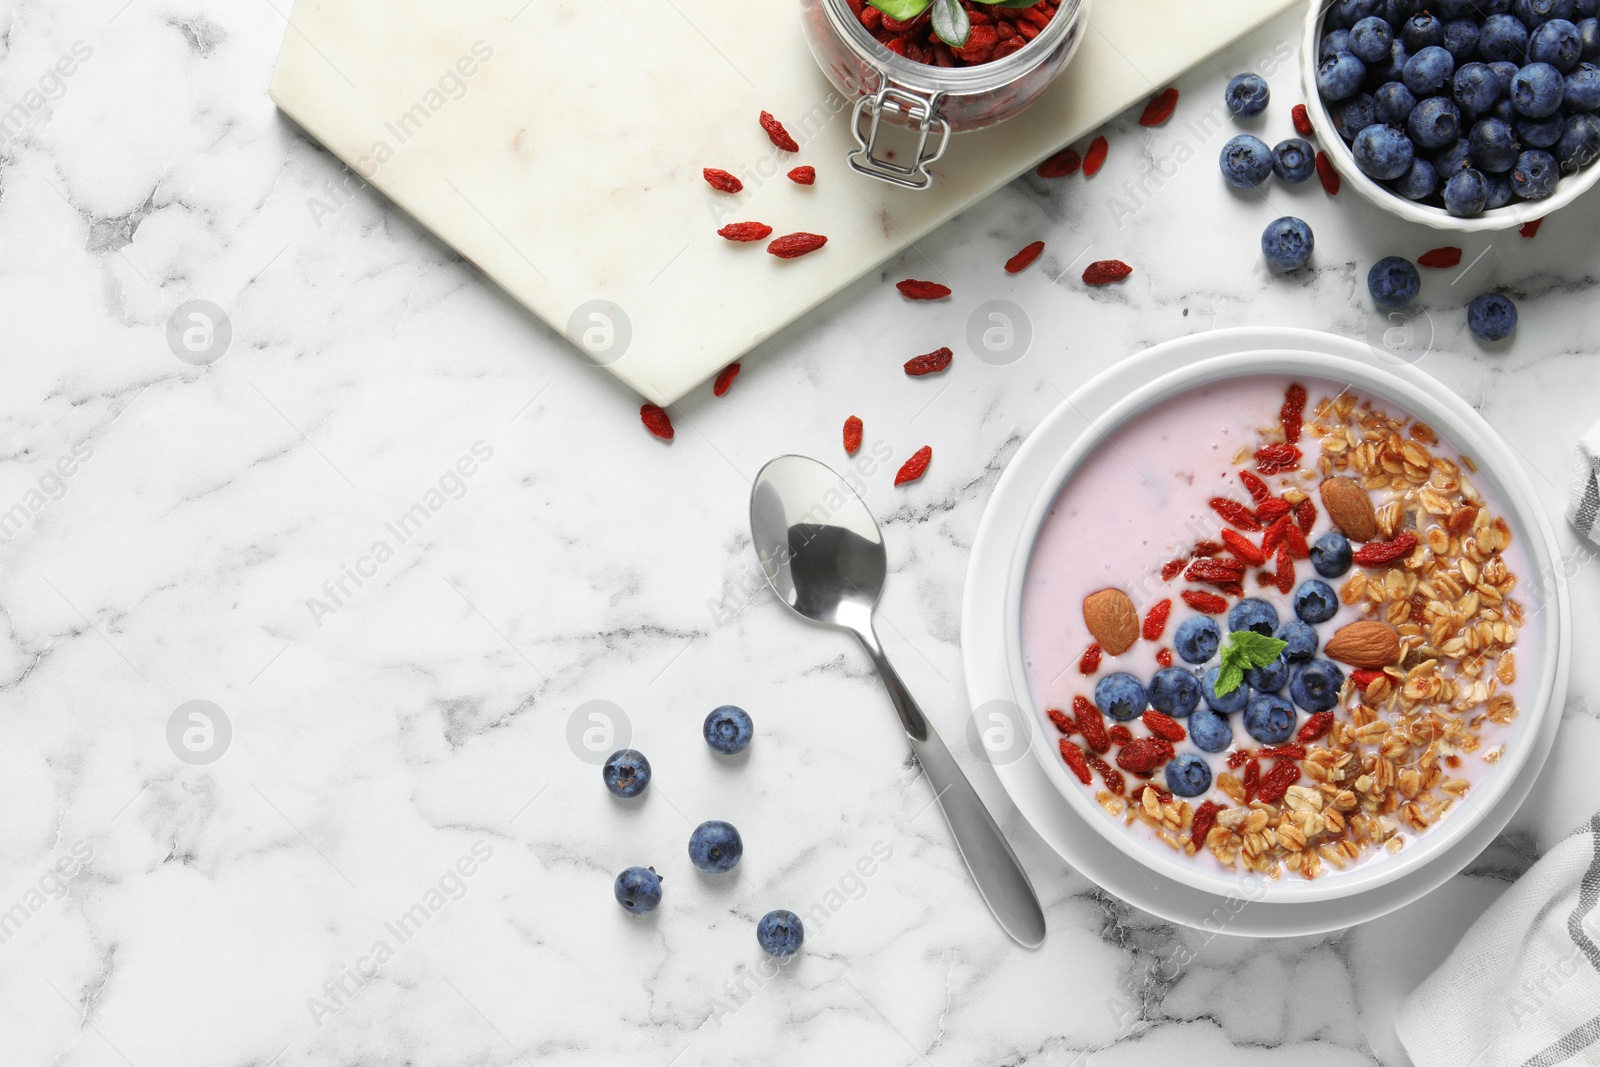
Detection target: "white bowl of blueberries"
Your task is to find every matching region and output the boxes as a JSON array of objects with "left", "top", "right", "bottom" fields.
[{"left": 1301, "top": 0, "right": 1600, "bottom": 229}]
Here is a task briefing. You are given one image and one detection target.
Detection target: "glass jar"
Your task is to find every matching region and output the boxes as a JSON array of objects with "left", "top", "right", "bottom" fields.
[{"left": 800, "top": 0, "right": 1088, "bottom": 189}]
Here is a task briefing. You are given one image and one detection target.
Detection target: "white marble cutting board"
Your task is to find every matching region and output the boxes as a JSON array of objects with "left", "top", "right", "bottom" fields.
[{"left": 270, "top": 0, "right": 1297, "bottom": 404}]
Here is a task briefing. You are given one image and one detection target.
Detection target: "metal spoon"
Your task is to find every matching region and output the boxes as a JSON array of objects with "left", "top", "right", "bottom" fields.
[{"left": 750, "top": 455, "right": 1046, "bottom": 948}]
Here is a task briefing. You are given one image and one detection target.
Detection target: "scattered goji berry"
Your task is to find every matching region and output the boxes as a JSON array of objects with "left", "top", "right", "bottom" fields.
[
  {"left": 1185, "top": 557, "right": 1245, "bottom": 584},
  {"left": 1078, "top": 643, "right": 1102, "bottom": 675},
  {"left": 1083, "top": 135, "right": 1109, "bottom": 176},
  {"left": 1142, "top": 598, "right": 1172, "bottom": 640},
  {"left": 1256, "top": 498, "right": 1291, "bottom": 521},
  {"left": 1060, "top": 740, "right": 1092, "bottom": 784},
  {"left": 759, "top": 110, "right": 799, "bottom": 152},
  {"left": 1315, "top": 150, "right": 1341, "bottom": 195},
  {"left": 1256, "top": 760, "right": 1302, "bottom": 803},
  {"left": 1087, "top": 754, "right": 1125, "bottom": 794},
  {"left": 1005, "top": 240, "right": 1045, "bottom": 274},
  {"left": 1192, "top": 540, "right": 1224, "bottom": 557},
  {"left": 1220, "top": 529, "right": 1266, "bottom": 567},
  {"left": 894, "top": 445, "right": 932, "bottom": 485},
  {"left": 767, "top": 232, "right": 828, "bottom": 258},
  {"left": 1254, "top": 442, "right": 1302, "bottom": 474},
  {"left": 1143, "top": 710, "right": 1186, "bottom": 743},
  {"left": 1291, "top": 103, "right": 1314, "bottom": 138},
  {"left": 1210, "top": 496, "right": 1263, "bottom": 531},
  {"left": 1160, "top": 558, "right": 1186, "bottom": 582},
  {"left": 1239, "top": 470, "right": 1272, "bottom": 505},
  {"left": 1294, "top": 497, "right": 1317, "bottom": 534},
  {"left": 1418, "top": 246, "right": 1463, "bottom": 269},
  {"left": 1181, "top": 589, "right": 1228, "bottom": 614},
  {"left": 1138, "top": 87, "right": 1179, "bottom": 126},
  {"left": 787, "top": 165, "right": 816, "bottom": 185},
  {"left": 1281, "top": 382, "right": 1306, "bottom": 444},
  {"left": 1109, "top": 724, "right": 1135, "bottom": 746},
  {"left": 713, "top": 363, "right": 740, "bottom": 396},
  {"left": 1273, "top": 543, "right": 1294, "bottom": 594},
  {"left": 1520, "top": 217, "right": 1544, "bottom": 238},
  {"left": 1074, "top": 695, "right": 1109, "bottom": 753},
  {"left": 1354, "top": 532, "right": 1417, "bottom": 566},
  {"left": 640, "top": 403, "right": 674, "bottom": 441},
  {"left": 1190, "top": 800, "right": 1222, "bottom": 845},
  {"left": 896, "top": 279, "right": 951, "bottom": 300},
  {"left": 904, "top": 347, "right": 953, "bottom": 376},
  {"left": 843, "top": 415, "right": 863, "bottom": 455},
  {"left": 1242, "top": 758, "right": 1260, "bottom": 802},
  {"left": 703, "top": 167, "right": 743, "bottom": 193},
  {"left": 1047, "top": 708, "right": 1074, "bottom": 734},
  {"left": 1155, "top": 648, "right": 1173, "bottom": 667},
  {"left": 1083, "top": 259, "right": 1132, "bottom": 285},
  {"left": 1116, "top": 737, "right": 1174, "bottom": 774},
  {"left": 1297, "top": 711, "right": 1334, "bottom": 742},
  {"left": 1350, "top": 668, "right": 1385, "bottom": 690},
  {"left": 717, "top": 221, "right": 772, "bottom": 242},
  {"left": 1036, "top": 147, "right": 1081, "bottom": 178}
]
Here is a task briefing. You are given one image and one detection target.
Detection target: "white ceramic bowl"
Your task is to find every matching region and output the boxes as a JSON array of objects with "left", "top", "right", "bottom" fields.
[
  {"left": 1299, "top": 0, "right": 1600, "bottom": 232},
  {"left": 997, "top": 339, "right": 1566, "bottom": 904}
]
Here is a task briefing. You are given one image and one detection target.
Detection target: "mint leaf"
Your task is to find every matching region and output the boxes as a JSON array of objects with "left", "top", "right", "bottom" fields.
[
  {"left": 867, "top": 0, "right": 933, "bottom": 20},
  {"left": 1214, "top": 658, "right": 1246, "bottom": 696},
  {"left": 929, "top": 0, "right": 970, "bottom": 46},
  {"left": 1229, "top": 629, "right": 1288, "bottom": 668}
]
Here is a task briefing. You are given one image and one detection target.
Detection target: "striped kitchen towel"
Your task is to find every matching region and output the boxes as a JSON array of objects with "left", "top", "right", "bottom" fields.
[
  {"left": 1395, "top": 813, "right": 1600, "bottom": 1067},
  {"left": 1572, "top": 423, "right": 1600, "bottom": 545}
]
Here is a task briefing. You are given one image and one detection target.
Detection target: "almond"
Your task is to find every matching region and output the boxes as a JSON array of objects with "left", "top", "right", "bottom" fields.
[
  {"left": 1324, "top": 620, "right": 1401, "bottom": 668},
  {"left": 1082, "top": 588, "right": 1139, "bottom": 656},
  {"left": 1319, "top": 477, "right": 1379, "bottom": 542}
]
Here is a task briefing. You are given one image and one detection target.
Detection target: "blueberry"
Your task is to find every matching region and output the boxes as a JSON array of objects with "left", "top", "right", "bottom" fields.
[
  {"left": 1175, "top": 616, "right": 1222, "bottom": 664},
  {"left": 1375, "top": 80, "right": 1419, "bottom": 124},
  {"left": 1336, "top": 0, "right": 1385, "bottom": 24},
  {"left": 1226, "top": 72, "right": 1271, "bottom": 117},
  {"left": 1468, "top": 292, "right": 1518, "bottom": 341},
  {"left": 1095, "top": 672, "right": 1149, "bottom": 721},
  {"left": 1444, "top": 17, "right": 1481, "bottom": 59},
  {"left": 756, "top": 909, "right": 804, "bottom": 957},
  {"left": 1289, "top": 659, "right": 1346, "bottom": 713},
  {"left": 1394, "top": 156, "right": 1440, "bottom": 198},
  {"left": 1220, "top": 134, "right": 1275, "bottom": 186},
  {"left": 1293, "top": 579, "right": 1340, "bottom": 623},
  {"left": 1228, "top": 597, "right": 1280, "bottom": 637},
  {"left": 1243, "top": 693, "right": 1297, "bottom": 744},
  {"left": 1311, "top": 530, "right": 1354, "bottom": 577},
  {"left": 1581, "top": 17, "right": 1600, "bottom": 60},
  {"left": 1149, "top": 667, "right": 1203, "bottom": 717},
  {"left": 1454, "top": 62, "right": 1502, "bottom": 114},
  {"left": 1261, "top": 216, "right": 1315, "bottom": 271},
  {"left": 603, "top": 749, "right": 652, "bottom": 797},
  {"left": 1557, "top": 112, "right": 1600, "bottom": 168},
  {"left": 1484, "top": 169, "right": 1516, "bottom": 207},
  {"left": 1404, "top": 46, "right": 1456, "bottom": 95},
  {"left": 688, "top": 820, "right": 743, "bottom": 873},
  {"left": 1276, "top": 621, "right": 1320, "bottom": 663},
  {"left": 1202, "top": 667, "right": 1252, "bottom": 713},
  {"left": 1357, "top": 124, "right": 1416, "bottom": 179},
  {"left": 1188, "top": 709, "right": 1234, "bottom": 752},
  {"left": 1439, "top": 0, "right": 1483, "bottom": 15},
  {"left": 1432, "top": 136, "right": 1475, "bottom": 174},
  {"left": 1165, "top": 753, "right": 1213, "bottom": 798},
  {"left": 1531, "top": 18, "right": 1584, "bottom": 69},
  {"left": 1490, "top": 60, "right": 1523, "bottom": 94},
  {"left": 1384, "top": 0, "right": 1424, "bottom": 22},
  {"left": 1581, "top": 0, "right": 1600, "bottom": 18},
  {"left": 1334, "top": 93, "right": 1379, "bottom": 139},
  {"left": 1443, "top": 167, "right": 1491, "bottom": 215},
  {"left": 1478, "top": 14, "right": 1531, "bottom": 62},
  {"left": 1408, "top": 95, "right": 1462, "bottom": 147},
  {"left": 1272, "top": 139, "right": 1317, "bottom": 184},
  {"left": 1518, "top": 112, "right": 1568, "bottom": 147},
  {"left": 1319, "top": 51, "right": 1369, "bottom": 100},
  {"left": 1352, "top": 16, "right": 1396, "bottom": 62},
  {"left": 1469, "top": 117, "right": 1520, "bottom": 171},
  {"left": 1246, "top": 654, "right": 1291, "bottom": 694},
  {"left": 1373, "top": 39, "right": 1413, "bottom": 82},
  {"left": 703, "top": 705, "right": 754, "bottom": 755},
  {"left": 1321, "top": 28, "right": 1357, "bottom": 59},
  {"left": 1511, "top": 147, "right": 1560, "bottom": 196},
  {"left": 1515, "top": 0, "right": 1576, "bottom": 23},
  {"left": 614, "top": 866, "right": 663, "bottom": 913},
  {"left": 1512, "top": 62, "right": 1566, "bottom": 117},
  {"left": 1402, "top": 13, "right": 1444, "bottom": 51},
  {"left": 1565, "top": 61, "right": 1600, "bottom": 108},
  {"left": 1489, "top": 96, "right": 1519, "bottom": 123},
  {"left": 1367, "top": 255, "right": 1422, "bottom": 308}
]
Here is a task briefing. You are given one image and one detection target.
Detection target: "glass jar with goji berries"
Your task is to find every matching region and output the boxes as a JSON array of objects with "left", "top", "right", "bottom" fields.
[{"left": 800, "top": 0, "right": 1087, "bottom": 189}]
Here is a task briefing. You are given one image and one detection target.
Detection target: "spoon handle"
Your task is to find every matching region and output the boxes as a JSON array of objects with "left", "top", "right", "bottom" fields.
[{"left": 856, "top": 629, "right": 1047, "bottom": 949}]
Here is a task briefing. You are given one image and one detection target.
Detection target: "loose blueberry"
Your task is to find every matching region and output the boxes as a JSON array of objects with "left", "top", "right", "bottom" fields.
[
  {"left": 756, "top": 909, "right": 804, "bottom": 957},
  {"left": 1352, "top": 15, "right": 1396, "bottom": 61},
  {"left": 1246, "top": 654, "right": 1291, "bottom": 694},
  {"left": 1165, "top": 753, "right": 1213, "bottom": 798},
  {"left": 1375, "top": 80, "right": 1419, "bottom": 125},
  {"left": 1408, "top": 95, "right": 1462, "bottom": 148},
  {"left": 1394, "top": 157, "right": 1440, "bottom": 198},
  {"left": 1564, "top": 61, "right": 1600, "bottom": 107},
  {"left": 1273, "top": 139, "right": 1317, "bottom": 184},
  {"left": 1220, "top": 134, "right": 1275, "bottom": 186},
  {"left": 1334, "top": 93, "right": 1380, "bottom": 139},
  {"left": 1512, "top": 147, "right": 1560, "bottom": 196},
  {"left": 1289, "top": 659, "right": 1346, "bottom": 713},
  {"left": 1518, "top": 112, "right": 1567, "bottom": 148},
  {"left": 1226, "top": 72, "right": 1271, "bottom": 117},
  {"left": 1202, "top": 667, "right": 1252, "bottom": 714},
  {"left": 688, "top": 820, "right": 743, "bottom": 873},
  {"left": 1469, "top": 117, "right": 1520, "bottom": 171},
  {"left": 1404, "top": 45, "right": 1456, "bottom": 95},
  {"left": 1188, "top": 709, "right": 1235, "bottom": 752},
  {"left": 1175, "top": 616, "right": 1222, "bottom": 664},
  {"left": 1243, "top": 693, "right": 1297, "bottom": 745},
  {"left": 1530, "top": 18, "right": 1584, "bottom": 69},
  {"left": 1318, "top": 52, "right": 1369, "bottom": 100},
  {"left": 1149, "top": 667, "right": 1203, "bottom": 717},
  {"left": 1229, "top": 597, "right": 1280, "bottom": 637},
  {"left": 1453, "top": 62, "right": 1502, "bottom": 114},
  {"left": 1443, "top": 167, "right": 1491, "bottom": 215},
  {"left": 1402, "top": 12, "right": 1445, "bottom": 51},
  {"left": 1311, "top": 530, "right": 1354, "bottom": 578},
  {"left": 1261, "top": 216, "right": 1315, "bottom": 271},
  {"left": 614, "top": 866, "right": 663, "bottom": 913},
  {"left": 1276, "top": 620, "right": 1321, "bottom": 663},
  {"left": 1512, "top": 62, "right": 1566, "bottom": 117},
  {"left": 603, "top": 749, "right": 652, "bottom": 798},
  {"left": 1467, "top": 291, "right": 1518, "bottom": 341},
  {"left": 1293, "top": 579, "right": 1340, "bottom": 624},
  {"left": 703, "top": 705, "right": 754, "bottom": 755},
  {"left": 1095, "top": 672, "right": 1149, "bottom": 721},
  {"left": 1557, "top": 112, "right": 1600, "bottom": 170},
  {"left": 1478, "top": 14, "right": 1531, "bottom": 62},
  {"left": 1367, "top": 255, "right": 1422, "bottom": 308},
  {"left": 1444, "top": 17, "right": 1482, "bottom": 58}
]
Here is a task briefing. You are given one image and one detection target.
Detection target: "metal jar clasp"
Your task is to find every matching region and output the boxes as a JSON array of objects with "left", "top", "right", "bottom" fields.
[{"left": 847, "top": 84, "right": 950, "bottom": 190}]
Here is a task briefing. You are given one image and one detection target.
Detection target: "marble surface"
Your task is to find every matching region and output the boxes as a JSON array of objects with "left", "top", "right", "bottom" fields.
[{"left": 3, "top": 2, "right": 1599, "bottom": 1066}]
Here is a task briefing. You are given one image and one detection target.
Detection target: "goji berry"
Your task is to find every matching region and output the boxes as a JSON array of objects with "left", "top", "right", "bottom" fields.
[
  {"left": 1281, "top": 382, "right": 1306, "bottom": 444},
  {"left": 1192, "top": 540, "right": 1224, "bottom": 557},
  {"left": 1138, "top": 87, "right": 1179, "bottom": 126},
  {"left": 1239, "top": 470, "right": 1271, "bottom": 505},
  {"left": 1190, "top": 800, "right": 1222, "bottom": 846},
  {"left": 1083, "top": 259, "right": 1132, "bottom": 285},
  {"left": 1242, "top": 758, "right": 1260, "bottom": 802},
  {"left": 640, "top": 403, "right": 674, "bottom": 441},
  {"left": 1109, "top": 724, "right": 1134, "bottom": 746},
  {"left": 1160, "top": 558, "right": 1185, "bottom": 581},
  {"left": 1228, "top": 750, "right": 1252, "bottom": 770},
  {"left": 1294, "top": 497, "right": 1317, "bottom": 534},
  {"left": 1087, "top": 754, "right": 1125, "bottom": 794},
  {"left": 1256, "top": 760, "right": 1302, "bottom": 804},
  {"left": 1210, "top": 496, "right": 1263, "bottom": 531},
  {"left": 1520, "top": 218, "right": 1543, "bottom": 238},
  {"left": 1220, "top": 529, "right": 1266, "bottom": 567},
  {"left": 787, "top": 165, "right": 816, "bottom": 185},
  {"left": 1074, "top": 695, "right": 1109, "bottom": 753},
  {"left": 904, "top": 347, "right": 953, "bottom": 376},
  {"left": 1142, "top": 598, "right": 1172, "bottom": 641},
  {"left": 1282, "top": 521, "right": 1309, "bottom": 560},
  {"left": 1315, "top": 150, "right": 1341, "bottom": 195},
  {"left": 703, "top": 167, "right": 743, "bottom": 193},
  {"left": 1262, "top": 515, "right": 1292, "bottom": 556},
  {"left": 1116, "top": 737, "right": 1174, "bottom": 774},
  {"left": 717, "top": 221, "right": 773, "bottom": 242},
  {"left": 1078, "top": 643, "right": 1102, "bottom": 675},
  {"left": 1297, "top": 711, "right": 1334, "bottom": 742},
  {"left": 1254, "top": 443, "right": 1302, "bottom": 474},
  {"left": 1155, "top": 648, "right": 1173, "bottom": 667},
  {"left": 1048, "top": 708, "right": 1074, "bottom": 734},
  {"left": 1083, "top": 135, "right": 1109, "bottom": 176},
  {"left": 1256, "top": 498, "right": 1291, "bottom": 521},
  {"left": 759, "top": 110, "right": 799, "bottom": 152},
  {"left": 1258, "top": 744, "right": 1306, "bottom": 761},
  {"left": 1350, "top": 668, "right": 1385, "bottom": 690},
  {"left": 894, "top": 445, "right": 932, "bottom": 485},
  {"left": 713, "top": 363, "right": 740, "bottom": 396},
  {"left": 1036, "top": 147, "right": 1081, "bottom": 178},
  {"left": 1185, "top": 557, "right": 1245, "bottom": 584},
  {"left": 1005, "top": 240, "right": 1045, "bottom": 274},
  {"left": 1060, "top": 740, "right": 1093, "bottom": 784},
  {"left": 843, "top": 415, "right": 863, "bottom": 455},
  {"left": 1273, "top": 543, "right": 1294, "bottom": 594},
  {"left": 1418, "top": 246, "right": 1463, "bottom": 269},
  {"left": 767, "top": 232, "right": 828, "bottom": 258},
  {"left": 1181, "top": 589, "right": 1228, "bottom": 614},
  {"left": 1354, "top": 532, "right": 1417, "bottom": 565},
  {"left": 1142, "top": 710, "right": 1186, "bottom": 743},
  {"left": 896, "top": 279, "right": 951, "bottom": 300},
  {"left": 1291, "top": 103, "right": 1314, "bottom": 138}
]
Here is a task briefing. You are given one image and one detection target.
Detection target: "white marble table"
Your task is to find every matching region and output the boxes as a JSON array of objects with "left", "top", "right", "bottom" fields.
[{"left": 3, "top": 3, "right": 1598, "bottom": 1065}]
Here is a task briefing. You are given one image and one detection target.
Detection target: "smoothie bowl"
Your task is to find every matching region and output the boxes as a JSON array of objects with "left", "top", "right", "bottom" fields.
[{"left": 1004, "top": 356, "right": 1563, "bottom": 903}]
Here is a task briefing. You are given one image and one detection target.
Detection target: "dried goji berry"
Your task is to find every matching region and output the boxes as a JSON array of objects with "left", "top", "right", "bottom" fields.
[
  {"left": 1155, "top": 648, "right": 1172, "bottom": 667},
  {"left": 1087, "top": 754, "right": 1125, "bottom": 794},
  {"left": 1005, "top": 240, "right": 1045, "bottom": 274},
  {"left": 1048, "top": 708, "right": 1074, "bottom": 734},
  {"left": 1116, "top": 737, "right": 1174, "bottom": 775},
  {"left": 1036, "top": 147, "right": 1081, "bottom": 178},
  {"left": 1258, "top": 744, "right": 1306, "bottom": 761},
  {"left": 1192, "top": 540, "right": 1224, "bottom": 557},
  {"left": 1181, "top": 589, "right": 1228, "bottom": 614},
  {"left": 1220, "top": 529, "right": 1266, "bottom": 567},
  {"left": 703, "top": 167, "right": 743, "bottom": 193},
  {"left": 1242, "top": 757, "right": 1260, "bottom": 802},
  {"left": 1239, "top": 470, "right": 1272, "bottom": 505},
  {"left": 1074, "top": 695, "right": 1109, "bottom": 753},
  {"left": 1256, "top": 498, "right": 1291, "bottom": 521},
  {"left": 1297, "top": 711, "right": 1334, "bottom": 742},
  {"left": 717, "top": 221, "right": 773, "bottom": 242},
  {"left": 1262, "top": 515, "right": 1291, "bottom": 555},
  {"left": 767, "top": 232, "right": 828, "bottom": 258},
  {"left": 1138, "top": 87, "right": 1179, "bottom": 126},
  {"left": 843, "top": 415, "right": 863, "bottom": 455},
  {"left": 896, "top": 279, "right": 951, "bottom": 300},
  {"left": 1078, "top": 643, "right": 1102, "bottom": 675},
  {"left": 1418, "top": 246, "right": 1463, "bottom": 269},
  {"left": 894, "top": 445, "right": 932, "bottom": 485},
  {"left": 1520, "top": 218, "right": 1544, "bottom": 238},
  {"left": 1142, "top": 598, "right": 1171, "bottom": 640},
  {"left": 1108, "top": 724, "right": 1134, "bottom": 746},
  {"left": 1142, "top": 710, "right": 1186, "bottom": 743},
  {"left": 1294, "top": 498, "right": 1318, "bottom": 534},
  {"left": 1257, "top": 760, "right": 1302, "bottom": 804},
  {"left": 1350, "top": 668, "right": 1385, "bottom": 690},
  {"left": 1060, "top": 740, "right": 1092, "bottom": 784},
  {"left": 904, "top": 347, "right": 953, "bottom": 376},
  {"left": 1217, "top": 581, "right": 1244, "bottom": 598},
  {"left": 1281, "top": 382, "right": 1306, "bottom": 444},
  {"left": 713, "top": 363, "right": 740, "bottom": 396},
  {"left": 1282, "top": 521, "right": 1309, "bottom": 560},
  {"left": 1354, "top": 532, "right": 1417, "bottom": 566},
  {"left": 1315, "top": 150, "right": 1341, "bottom": 195},
  {"left": 1083, "top": 135, "right": 1108, "bottom": 176},
  {"left": 1190, "top": 800, "right": 1222, "bottom": 846},
  {"left": 1273, "top": 543, "right": 1294, "bottom": 594},
  {"left": 1210, "top": 496, "right": 1263, "bottom": 531},
  {"left": 1228, "top": 750, "right": 1252, "bottom": 770},
  {"left": 640, "top": 403, "right": 674, "bottom": 441},
  {"left": 759, "top": 110, "right": 799, "bottom": 152},
  {"left": 1291, "top": 103, "right": 1314, "bottom": 138},
  {"left": 1160, "top": 558, "right": 1186, "bottom": 581},
  {"left": 787, "top": 165, "right": 816, "bottom": 185},
  {"left": 1254, "top": 443, "right": 1302, "bottom": 474},
  {"left": 1185, "top": 557, "right": 1245, "bottom": 584},
  {"left": 1083, "top": 259, "right": 1132, "bottom": 285}
]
